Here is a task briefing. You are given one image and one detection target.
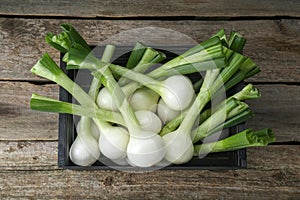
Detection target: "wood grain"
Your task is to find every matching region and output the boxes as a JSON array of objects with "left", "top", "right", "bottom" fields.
[
  {"left": 0, "top": 81, "right": 58, "bottom": 140},
  {"left": 1, "top": 141, "right": 298, "bottom": 171},
  {"left": 0, "top": 141, "right": 58, "bottom": 171},
  {"left": 0, "top": 1, "right": 299, "bottom": 198},
  {"left": 247, "top": 84, "right": 300, "bottom": 142},
  {"left": 0, "top": 81, "right": 299, "bottom": 142},
  {"left": 0, "top": 18, "right": 300, "bottom": 82},
  {"left": 0, "top": 0, "right": 300, "bottom": 18},
  {"left": 0, "top": 142, "right": 299, "bottom": 199}
]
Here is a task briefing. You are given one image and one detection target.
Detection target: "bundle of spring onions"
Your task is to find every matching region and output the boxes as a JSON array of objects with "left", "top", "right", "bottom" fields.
[{"left": 30, "top": 24, "right": 275, "bottom": 167}]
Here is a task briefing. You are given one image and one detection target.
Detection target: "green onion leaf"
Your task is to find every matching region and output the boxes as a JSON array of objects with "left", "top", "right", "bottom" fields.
[
  {"left": 194, "top": 128, "right": 275, "bottom": 156},
  {"left": 228, "top": 31, "right": 246, "bottom": 54},
  {"left": 60, "top": 23, "right": 91, "bottom": 52},
  {"left": 126, "top": 42, "right": 147, "bottom": 69},
  {"left": 30, "top": 93, "right": 125, "bottom": 126}
]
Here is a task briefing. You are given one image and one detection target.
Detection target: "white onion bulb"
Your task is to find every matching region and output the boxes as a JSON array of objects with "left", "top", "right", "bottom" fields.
[
  {"left": 129, "top": 87, "right": 159, "bottom": 112},
  {"left": 77, "top": 119, "right": 100, "bottom": 141},
  {"left": 159, "top": 75, "right": 194, "bottom": 111},
  {"left": 162, "top": 130, "right": 194, "bottom": 164},
  {"left": 127, "top": 131, "right": 166, "bottom": 167},
  {"left": 70, "top": 118, "right": 100, "bottom": 166},
  {"left": 157, "top": 98, "right": 181, "bottom": 124},
  {"left": 96, "top": 87, "right": 118, "bottom": 111},
  {"left": 98, "top": 126, "right": 129, "bottom": 160},
  {"left": 135, "top": 110, "right": 162, "bottom": 133},
  {"left": 69, "top": 136, "right": 100, "bottom": 166}
]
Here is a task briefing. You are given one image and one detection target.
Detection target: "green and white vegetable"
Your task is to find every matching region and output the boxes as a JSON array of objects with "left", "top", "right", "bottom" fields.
[
  {"left": 96, "top": 87, "right": 119, "bottom": 111},
  {"left": 30, "top": 23, "right": 275, "bottom": 168},
  {"left": 129, "top": 87, "right": 160, "bottom": 112},
  {"left": 67, "top": 50, "right": 196, "bottom": 111},
  {"left": 194, "top": 128, "right": 275, "bottom": 156},
  {"left": 157, "top": 98, "right": 181, "bottom": 124},
  {"left": 96, "top": 45, "right": 165, "bottom": 111}
]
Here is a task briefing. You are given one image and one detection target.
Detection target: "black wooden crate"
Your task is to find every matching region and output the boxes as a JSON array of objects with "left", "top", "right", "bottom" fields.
[{"left": 58, "top": 45, "right": 247, "bottom": 170}]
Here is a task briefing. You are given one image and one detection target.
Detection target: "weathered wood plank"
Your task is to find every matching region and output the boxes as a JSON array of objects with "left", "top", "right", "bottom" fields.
[
  {"left": 0, "top": 141, "right": 58, "bottom": 171},
  {"left": 0, "top": 142, "right": 299, "bottom": 199},
  {"left": 0, "top": 169, "right": 299, "bottom": 199},
  {"left": 0, "top": 141, "right": 298, "bottom": 171},
  {"left": 247, "top": 84, "right": 300, "bottom": 142},
  {"left": 0, "top": 0, "right": 300, "bottom": 18},
  {"left": 0, "top": 18, "right": 300, "bottom": 82},
  {"left": 0, "top": 81, "right": 58, "bottom": 140},
  {"left": 0, "top": 81, "right": 299, "bottom": 142}
]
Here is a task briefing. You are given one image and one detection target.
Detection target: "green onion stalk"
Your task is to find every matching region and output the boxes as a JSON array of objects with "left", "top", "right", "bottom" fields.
[
  {"left": 65, "top": 46, "right": 195, "bottom": 111},
  {"left": 228, "top": 31, "right": 247, "bottom": 54},
  {"left": 30, "top": 93, "right": 125, "bottom": 126},
  {"left": 194, "top": 128, "right": 275, "bottom": 156},
  {"left": 160, "top": 29, "right": 251, "bottom": 135},
  {"left": 197, "top": 83, "right": 259, "bottom": 125},
  {"left": 29, "top": 46, "right": 127, "bottom": 127},
  {"left": 46, "top": 26, "right": 168, "bottom": 102},
  {"left": 50, "top": 23, "right": 226, "bottom": 83},
  {"left": 120, "top": 36, "right": 226, "bottom": 98},
  {"left": 46, "top": 23, "right": 91, "bottom": 53},
  {"left": 191, "top": 98, "right": 251, "bottom": 143},
  {"left": 29, "top": 23, "right": 275, "bottom": 167},
  {"left": 82, "top": 49, "right": 167, "bottom": 167},
  {"left": 118, "top": 42, "right": 166, "bottom": 85},
  {"left": 159, "top": 52, "right": 248, "bottom": 136},
  {"left": 225, "top": 58, "right": 260, "bottom": 91},
  {"left": 159, "top": 83, "right": 260, "bottom": 136},
  {"left": 30, "top": 53, "right": 104, "bottom": 166},
  {"left": 47, "top": 24, "right": 228, "bottom": 117}
]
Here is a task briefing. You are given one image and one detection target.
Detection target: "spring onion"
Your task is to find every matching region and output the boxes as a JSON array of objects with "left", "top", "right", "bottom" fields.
[
  {"left": 85, "top": 45, "right": 129, "bottom": 163},
  {"left": 118, "top": 43, "right": 166, "bottom": 85},
  {"left": 90, "top": 50, "right": 166, "bottom": 167},
  {"left": 69, "top": 117, "right": 100, "bottom": 166},
  {"left": 30, "top": 92, "right": 163, "bottom": 133},
  {"left": 194, "top": 128, "right": 275, "bottom": 156},
  {"left": 29, "top": 24, "right": 275, "bottom": 168},
  {"left": 30, "top": 93, "right": 126, "bottom": 126},
  {"left": 96, "top": 45, "right": 165, "bottom": 111},
  {"left": 134, "top": 110, "right": 162, "bottom": 133},
  {"left": 96, "top": 87, "right": 119, "bottom": 111},
  {"left": 129, "top": 87, "right": 160, "bottom": 112},
  {"left": 191, "top": 98, "right": 250, "bottom": 143},
  {"left": 159, "top": 52, "right": 247, "bottom": 136},
  {"left": 65, "top": 49, "right": 195, "bottom": 111},
  {"left": 30, "top": 45, "right": 112, "bottom": 166},
  {"left": 157, "top": 98, "right": 181, "bottom": 124},
  {"left": 63, "top": 33, "right": 226, "bottom": 105}
]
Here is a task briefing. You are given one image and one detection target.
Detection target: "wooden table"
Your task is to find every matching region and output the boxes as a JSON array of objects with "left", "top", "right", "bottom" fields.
[{"left": 0, "top": 0, "right": 299, "bottom": 199}]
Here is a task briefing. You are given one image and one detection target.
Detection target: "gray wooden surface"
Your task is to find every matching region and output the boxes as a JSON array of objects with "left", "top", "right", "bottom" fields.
[
  {"left": 0, "top": 0, "right": 299, "bottom": 18},
  {"left": 0, "top": 0, "right": 299, "bottom": 199}
]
